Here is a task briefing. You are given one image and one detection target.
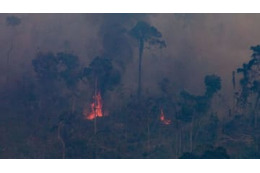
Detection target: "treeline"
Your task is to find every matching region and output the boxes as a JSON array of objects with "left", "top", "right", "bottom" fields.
[
  {"left": 0, "top": 50, "right": 224, "bottom": 158},
  {"left": 1, "top": 17, "right": 260, "bottom": 158}
]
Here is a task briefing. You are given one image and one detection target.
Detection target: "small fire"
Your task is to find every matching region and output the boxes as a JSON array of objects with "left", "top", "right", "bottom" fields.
[
  {"left": 85, "top": 91, "right": 103, "bottom": 120},
  {"left": 160, "top": 108, "right": 171, "bottom": 125}
]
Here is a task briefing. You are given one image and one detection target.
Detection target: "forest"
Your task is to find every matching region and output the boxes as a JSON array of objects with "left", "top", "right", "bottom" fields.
[{"left": 0, "top": 14, "right": 260, "bottom": 159}]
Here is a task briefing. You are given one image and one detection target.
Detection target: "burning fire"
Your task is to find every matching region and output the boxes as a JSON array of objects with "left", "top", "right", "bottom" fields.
[
  {"left": 160, "top": 108, "right": 171, "bottom": 125},
  {"left": 85, "top": 91, "right": 103, "bottom": 120}
]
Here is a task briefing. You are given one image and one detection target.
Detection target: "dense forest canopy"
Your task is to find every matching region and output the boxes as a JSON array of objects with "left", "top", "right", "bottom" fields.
[{"left": 1, "top": 14, "right": 260, "bottom": 158}]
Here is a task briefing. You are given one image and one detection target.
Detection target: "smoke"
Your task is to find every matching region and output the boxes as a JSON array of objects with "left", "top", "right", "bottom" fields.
[
  {"left": 1, "top": 14, "right": 260, "bottom": 102},
  {"left": 143, "top": 14, "right": 260, "bottom": 97},
  {"left": 0, "top": 14, "right": 101, "bottom": 88},
  {"left": 99, "top": 14, "right": 141, "bottom": 67}
]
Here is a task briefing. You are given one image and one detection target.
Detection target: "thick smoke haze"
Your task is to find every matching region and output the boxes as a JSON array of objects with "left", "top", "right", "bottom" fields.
[
  {"left": 1, "top": 14, "right": 260, "bottom": 159},
  {"left": 1, "top": 14, "right": 259, "bottom": 97},
  {"left": 149, "top": 14, "right": 260, "bottom": 95}
]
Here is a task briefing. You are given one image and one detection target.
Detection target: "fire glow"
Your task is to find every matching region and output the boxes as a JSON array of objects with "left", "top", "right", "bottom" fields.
[
  {"left": 160, "top": 108, "right": 171, "bottom": 125},
  {"left": 85, "top": 91, "right": 103, "bottom": 120}
]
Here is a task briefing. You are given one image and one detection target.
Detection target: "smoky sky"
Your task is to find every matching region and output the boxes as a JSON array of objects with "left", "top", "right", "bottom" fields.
[{"left": 1, "top": 13, "right": 260, "bottom": 101}]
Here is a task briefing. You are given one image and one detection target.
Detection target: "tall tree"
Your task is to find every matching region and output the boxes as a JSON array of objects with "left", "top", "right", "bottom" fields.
[
  {"left": 130, "top": 21, "right": 166, "bottom": 99},
  {"left": 32, "top": 52, "right": 81, "bottom": 113},
  {"left": 32, "top": 52, "right": 82, "bottom": 158}
]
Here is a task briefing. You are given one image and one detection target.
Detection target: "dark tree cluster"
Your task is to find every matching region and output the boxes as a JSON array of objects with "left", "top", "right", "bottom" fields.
[{"left": 3, "top": 18, "right": 260, "bottom": 159}]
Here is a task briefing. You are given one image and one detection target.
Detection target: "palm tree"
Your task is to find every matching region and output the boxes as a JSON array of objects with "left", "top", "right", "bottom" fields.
[{"left": 130, "top": 21, "right": 166, "bottom": 99}]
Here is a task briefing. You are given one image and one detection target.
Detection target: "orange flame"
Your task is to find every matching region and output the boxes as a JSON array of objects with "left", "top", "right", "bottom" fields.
[
  {"left": 85, "top": 91, "right": 103, "bottom": 120},
  {"left": 160, "top": 108, "right": 171, "bottom": 125}
]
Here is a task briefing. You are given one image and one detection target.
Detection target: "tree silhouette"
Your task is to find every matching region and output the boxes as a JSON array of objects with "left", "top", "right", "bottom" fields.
[
  {"left": 82, "top": 56, "right": 121, "bottom": 136},
  {"left": 32, "top": 52, "right": 60, "bottom": 108},
  {"left": 32, "top": 52, "right": 59, "bottom": 83},
  {"left": 82, "top": 56, "right": 121, "bottom": 95},
  {"left": 204, "top": 74, "right": 222, "bottom": 98},
  {"left": 130, "top": 21, "right": 166, "bottom": 99},
  {"left": 32, "top": 52, "right": 82, "bottom": 158},
  {"left": 57, "top": 53, "right": 81, "bottom": 113},
  {"left": 177, "top": 74, "right": 222, "bottom": 153},
  {"left": 236, "top": 45, "right": 260, "bottom": 127},
  {"left": 32, "top": 52, "right": 81, "bottom": 112}
]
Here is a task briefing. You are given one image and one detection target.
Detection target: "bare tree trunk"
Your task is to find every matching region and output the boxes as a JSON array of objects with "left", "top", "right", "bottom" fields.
[
  {"left": 58, "top": 122, "right": 66, "bottom": 159},
  {"left": 93, "top": 77, "right": 98, "bottom": 158},
  {"left": 190, "top": 117, "right": 194, "bottom": 153},
  {"left": 147, "top": 117, "right": 150, "bottom": 154},
  {"left": 125, "top": 113, "right": 128, "bottom": 143},
  {"left": 71, "top": 95, "right": 75, "bottom": 113},
  {"left": 38, "top": 98, "right": 42, "bottom": 110},
  {"left": 254, "top": 93, "right": 260, "bottom": 128},
  {"left": 6, "top": 40, "right": 14, "bottom": 87},
  {"left": 137, "top": 39, "right": 144, "bottom": 99},
  {"left": 179, "top": 127, "right": 182, "bottom": 156},
  {"left": 94, "top": 77, "right": 98, "bottom": 135},
  {"left": 94, "top": 116, "right": 97, "bottom": 135},
  {"left": 232, "top": 71, "right": 236, "bottom": 90},
  {"left": 175, "top": 132, "right": 178, "bottom": 158}
]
